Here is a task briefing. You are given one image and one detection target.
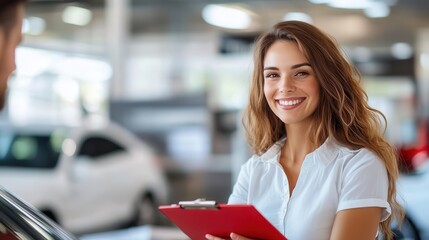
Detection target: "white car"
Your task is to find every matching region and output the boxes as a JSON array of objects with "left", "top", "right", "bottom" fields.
[{"left": 0, "top": 119, "right": 169, "bottom": 235}]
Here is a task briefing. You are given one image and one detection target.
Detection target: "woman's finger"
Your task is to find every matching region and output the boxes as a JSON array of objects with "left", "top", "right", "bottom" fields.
[
  {"left": 230, "top": 232, "right": 254, "bottom": 240},
  {"left": 205, "top": 234, "right": 225, "bottom": 240}
]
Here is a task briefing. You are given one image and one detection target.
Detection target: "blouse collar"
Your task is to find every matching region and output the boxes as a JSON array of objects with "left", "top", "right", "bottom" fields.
[{"left": 259, "top": 137, "right": 339, "bottom": 167}]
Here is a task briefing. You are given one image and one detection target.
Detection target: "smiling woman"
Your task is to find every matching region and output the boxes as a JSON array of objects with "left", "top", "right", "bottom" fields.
[{"left": 206, "top": 21, "right": 404, "bottom": 240}]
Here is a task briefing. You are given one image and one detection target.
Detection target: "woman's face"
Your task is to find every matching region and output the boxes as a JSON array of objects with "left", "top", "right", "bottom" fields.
[{"left": 263, "top": 40, "right": 320, "bottom": 127}]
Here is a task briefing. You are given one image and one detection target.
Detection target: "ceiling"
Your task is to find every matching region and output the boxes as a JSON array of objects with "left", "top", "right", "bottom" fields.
[{"left": 26, "top": 0, "right": 429, "bottom": 57}]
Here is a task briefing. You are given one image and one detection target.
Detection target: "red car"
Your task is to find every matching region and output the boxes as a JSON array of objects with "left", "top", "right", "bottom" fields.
[{"left": 398, "top": 121, "right": 429, "bottom": 172}]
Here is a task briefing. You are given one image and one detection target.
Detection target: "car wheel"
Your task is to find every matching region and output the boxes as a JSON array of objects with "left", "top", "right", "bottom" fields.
[{"left": 135, "top": 194, "right": 157, "bottom": 226}]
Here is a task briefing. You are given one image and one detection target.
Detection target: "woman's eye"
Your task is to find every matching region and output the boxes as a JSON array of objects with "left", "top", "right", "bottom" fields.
[
  {"left": 265, "top": 73, "right": 278, "bottom": 78},
  {"left": 296, "top": 71, "right": 309, "bottom": 77}
]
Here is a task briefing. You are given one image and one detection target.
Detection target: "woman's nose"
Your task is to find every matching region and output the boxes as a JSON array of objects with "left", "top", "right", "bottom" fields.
[{"left": 279, "top": 76, "right": 295, "bottom": 93}]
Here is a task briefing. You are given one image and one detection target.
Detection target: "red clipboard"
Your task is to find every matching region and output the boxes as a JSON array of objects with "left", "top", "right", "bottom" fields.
[{"left": 158, "top": 199, "right": 287, "bottom": 240}]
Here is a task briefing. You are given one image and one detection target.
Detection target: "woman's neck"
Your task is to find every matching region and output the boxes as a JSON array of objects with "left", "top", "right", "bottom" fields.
[{"left": 283, "top": 122, "right": 319, "bottom": 165}]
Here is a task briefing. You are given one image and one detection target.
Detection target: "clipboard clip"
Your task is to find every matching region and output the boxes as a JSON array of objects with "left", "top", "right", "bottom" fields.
[{"left": 178, "top": 198, "right": 219, "bottom": 209}]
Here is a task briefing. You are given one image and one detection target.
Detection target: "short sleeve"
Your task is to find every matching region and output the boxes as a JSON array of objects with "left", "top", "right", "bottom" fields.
[
  {"left": 228, "top": 158, "right": 252, "bottom": 204},
  {"left": 337, "top": 150, "right": 391, "bottom": 222}
]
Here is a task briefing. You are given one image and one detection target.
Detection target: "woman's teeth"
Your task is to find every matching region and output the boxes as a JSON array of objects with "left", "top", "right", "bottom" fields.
[{"left": 278, "top": 99, "right": 303, "bottom": 106}]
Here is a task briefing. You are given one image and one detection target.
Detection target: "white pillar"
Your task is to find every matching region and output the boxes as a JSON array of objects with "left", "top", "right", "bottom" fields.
[
  {"left": 416, "top": 28, "right": 429, "bottom": 118},
  {"left": 105, "top": 0, "right": 130, "bottom": 100}
]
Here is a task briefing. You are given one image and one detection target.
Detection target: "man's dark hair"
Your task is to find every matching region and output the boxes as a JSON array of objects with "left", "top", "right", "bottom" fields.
[{"left": 0, "top": 0, "right": 26, "bottom": 35}]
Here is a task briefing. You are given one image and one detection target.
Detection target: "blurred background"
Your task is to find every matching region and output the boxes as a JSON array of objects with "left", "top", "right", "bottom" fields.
[{"left": 1, "top": 0, "right": 429, "bottom": 239}]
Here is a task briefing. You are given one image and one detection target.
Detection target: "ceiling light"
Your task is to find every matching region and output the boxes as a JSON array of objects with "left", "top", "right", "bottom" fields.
[
  {"left": 364, "top": 2, "right": 390, "bottom": 18},
  {"left": 202, "top": 4, "right": 252, "bottom": 30},
  {"left": 391, "top": 42, "right": 413, "bottom": 59},
  {"left": 22, "top": 17, "right": 46, "bottom": 35},
  {"left": 308, "top": 0, "right": 330, "bottom": 4},
  {"left": 314, "top": 0, "right": 397, "bottom": 13},
  {"left": 62, "top": 6, "right": 92, "bottom": 26},
  {"left": 328, "top": 0, "right": 373, "bottom": 9},
  {"left": 283, "top": 12, "right": 313, "bottom": 24}
]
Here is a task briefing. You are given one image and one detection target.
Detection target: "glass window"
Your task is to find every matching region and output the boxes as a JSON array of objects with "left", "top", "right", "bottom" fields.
[
  {"left": 77, "top": 137, "right": 125, "bottom": 159},
  {"left": 0, "top": 134, "right": 60, "bottom": 169}
]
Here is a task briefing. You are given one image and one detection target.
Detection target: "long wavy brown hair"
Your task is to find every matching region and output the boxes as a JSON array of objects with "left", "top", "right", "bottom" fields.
[{"left": 243, "top": 20, "right": 403, "bottom": 239}]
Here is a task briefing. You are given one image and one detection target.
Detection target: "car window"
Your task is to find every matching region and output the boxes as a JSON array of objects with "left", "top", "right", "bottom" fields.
[
  {"left": 0, "top": 134, "right": 61, "bottom": 169},
  {"left": 77, "top": 136, "right": 125, "bottom": 159}
]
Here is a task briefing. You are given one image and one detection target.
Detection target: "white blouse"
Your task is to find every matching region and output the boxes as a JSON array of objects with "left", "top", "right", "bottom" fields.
[{"left": 228, "top": 138, "right": 391, "bottom": 240}]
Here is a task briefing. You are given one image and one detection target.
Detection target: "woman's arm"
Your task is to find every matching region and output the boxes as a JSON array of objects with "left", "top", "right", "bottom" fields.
[{"left": 330, "top": 207, "right": 382, "bottom": 240}]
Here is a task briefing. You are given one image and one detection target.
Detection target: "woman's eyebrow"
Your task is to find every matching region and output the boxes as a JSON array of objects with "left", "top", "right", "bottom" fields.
[
  {"left": 263, "top": 63, "right": 311, "bottom": 71},
  {"left": 263, "top": 66, "right": 279, "bottom": 71},
  {"left": 291, "top": 63, "right": 311, "bottom": 69}
]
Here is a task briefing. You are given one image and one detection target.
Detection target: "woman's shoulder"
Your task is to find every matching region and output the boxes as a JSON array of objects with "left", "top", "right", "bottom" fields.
[
  {"left": 333, "top": 141, "right": 384, "bottom": 168},
  {"left": 335, "top": 142, "right": 374, "bottom": 156}
]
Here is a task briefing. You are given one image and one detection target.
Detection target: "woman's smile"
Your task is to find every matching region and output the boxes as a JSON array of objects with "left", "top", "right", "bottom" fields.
[{"left": 276, "top": 97, "right": 306, "bottom": 110}]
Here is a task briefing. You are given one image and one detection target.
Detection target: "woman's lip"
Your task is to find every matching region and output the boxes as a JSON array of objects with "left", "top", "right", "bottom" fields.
[{"left": 275, "top": 97, "right": 306, "bottom": 101}]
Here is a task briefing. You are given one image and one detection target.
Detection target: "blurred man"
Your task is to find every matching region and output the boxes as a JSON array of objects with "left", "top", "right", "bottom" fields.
[{"left": 0, "top": 0, "right": 26, "bottom": 110}]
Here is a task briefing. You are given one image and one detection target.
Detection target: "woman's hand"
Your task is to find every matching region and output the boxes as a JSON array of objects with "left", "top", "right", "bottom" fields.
[{"left": 205, "top": 232, "right": 254, "bottom": 240}]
